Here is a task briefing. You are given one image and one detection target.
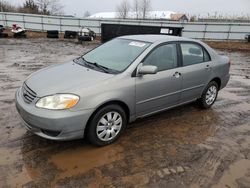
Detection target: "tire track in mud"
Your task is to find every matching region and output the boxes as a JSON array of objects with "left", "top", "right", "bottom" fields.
[{"left": 189, "top": 75, "right": 250, "bottom": 187}]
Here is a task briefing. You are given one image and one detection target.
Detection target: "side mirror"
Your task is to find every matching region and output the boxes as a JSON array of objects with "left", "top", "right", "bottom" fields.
[{"left": 137, "top": 65, "right": 158, "bottom": 75}]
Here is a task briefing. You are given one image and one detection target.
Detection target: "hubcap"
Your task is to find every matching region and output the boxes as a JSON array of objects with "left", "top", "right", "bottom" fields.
[
  {"left": 96, "top": 111, "right": 122, "bottom": 141},
  {"left": 205, "top": 85, "right": 217, "bottom": 105}
]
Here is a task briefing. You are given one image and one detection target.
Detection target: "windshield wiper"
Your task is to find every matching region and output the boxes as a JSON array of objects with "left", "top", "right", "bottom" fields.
[
  {"left": 80, "top": 57, "right": 114, "bottom": 73},
  {"left": 74, "top": 57, "right": 95, "bottom": 69},
  {"left": 90, "top": 62, "right": 111, "bottom": 73}
]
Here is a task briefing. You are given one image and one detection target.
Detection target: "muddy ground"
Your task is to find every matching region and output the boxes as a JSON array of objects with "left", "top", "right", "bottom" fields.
[{"left": 0, "top": 38, "right": 250, "bottom": 188}]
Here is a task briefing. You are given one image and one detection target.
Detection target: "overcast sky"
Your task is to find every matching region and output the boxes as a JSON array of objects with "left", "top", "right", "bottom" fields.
[{"left": 8, "top": 0, "right": 250, "bottom": 17}]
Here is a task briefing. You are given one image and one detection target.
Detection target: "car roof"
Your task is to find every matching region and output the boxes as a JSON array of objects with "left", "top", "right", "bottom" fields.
[{"left": 119, "top": 34, "right": 196, "bottom": 43}]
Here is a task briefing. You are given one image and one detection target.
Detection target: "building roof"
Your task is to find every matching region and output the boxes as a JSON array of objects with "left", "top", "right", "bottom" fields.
[
  {"left": 89, "top": 12, "right": 117, "bottom": 19},
  {"left": 170, "top": 14, "right": 187, "bottom": 21}
]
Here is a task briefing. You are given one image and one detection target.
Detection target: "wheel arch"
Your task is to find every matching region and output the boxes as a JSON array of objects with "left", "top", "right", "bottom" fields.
[
  {"left": 84, "top": 100, "right": 131, "bottom": 138},
  {"left": 210, "top": 77, "right": 221, "bottom": 89}
]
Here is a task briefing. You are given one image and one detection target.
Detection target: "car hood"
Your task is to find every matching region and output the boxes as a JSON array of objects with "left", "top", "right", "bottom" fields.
[{"left": 25, "top": 61, "right": 114, "bottom": 97}]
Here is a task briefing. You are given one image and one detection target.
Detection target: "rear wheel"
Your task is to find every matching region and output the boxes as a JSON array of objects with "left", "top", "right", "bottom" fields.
[
  {"left": 86, "top": 104, "right": 127, "bottom": 146},
  {"left": 198, "top": 81, "right": 218, "bottom": 109}
]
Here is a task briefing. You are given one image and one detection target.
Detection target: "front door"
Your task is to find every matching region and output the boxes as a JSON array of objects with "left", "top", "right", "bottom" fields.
[{"left": 135, "top": 43, "right": 182, "bottom": 117}]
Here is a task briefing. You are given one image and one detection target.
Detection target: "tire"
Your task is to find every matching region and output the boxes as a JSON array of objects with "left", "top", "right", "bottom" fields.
[
  {"left": 0, "top": 33, "right": 8, "bottom": 38},
  {"left": 198, "top": 81, "right": 219, "bottom": 109},
  {"left": 47, "top": 30, "right": 59, "bottom": 38},
  {"left": 13, "top": 33, "right": 19, "bottom": 38},
  {"left": 64, "top": 31, "right": 77, "bottom": 39},
  {"left": 86, "top": 104, "right": 127, "bottom": 146},
  {"left": 78, "top": 35, "right": 92, "bottom": 41},
  {"left": 47, "top": 34, "right": 59, "bottom": 38},
  {"left": 47, "top": 30, "right": 59, "bottom": 35}
]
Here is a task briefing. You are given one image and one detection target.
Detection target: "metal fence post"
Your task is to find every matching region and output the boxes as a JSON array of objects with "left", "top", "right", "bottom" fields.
[
  {"left": 23, "top": 14, "right": 26, "bottom": 29},
  {"left": 203, "top": 23, "right": 207, "bottom": 40},
  {"left": 59, "top": 17, "right": 62, "bottom": 32},
  {"left": 4, "top": 13, "right": 7, "bottom": 27},
  {"left": 98, "top": 19, "right": 101, "bottom": 35},
  {"left": 41, "top": 16, "right": 44, "bottom": 31},
  {"left": 227, "top": 24, "right": 232, "bottom": 40}
]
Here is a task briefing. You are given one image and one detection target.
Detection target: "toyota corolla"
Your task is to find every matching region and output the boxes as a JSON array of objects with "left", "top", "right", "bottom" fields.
[{"left": 15, "top": 35, "right": 230, "bottom": 146}]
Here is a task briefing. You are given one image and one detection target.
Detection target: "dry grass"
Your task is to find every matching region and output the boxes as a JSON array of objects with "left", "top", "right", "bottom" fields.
[{"left": 204, "top": 41, "right": 250, "bottom": 51}]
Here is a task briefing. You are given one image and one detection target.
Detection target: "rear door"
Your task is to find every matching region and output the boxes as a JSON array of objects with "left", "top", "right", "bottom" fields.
[
  {"left": 135, "top": 43, "right": 182, "bottom": 116},
  {"left": 179, "top": 42, "right": 212, "bottom": 102}
]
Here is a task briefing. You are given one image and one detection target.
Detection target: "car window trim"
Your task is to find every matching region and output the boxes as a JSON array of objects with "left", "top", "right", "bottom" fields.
[
  {"left": 178, "top": 41, "right": 212, "bottom": 67},
  {"left": 131, "top": 41, "right": 181, "bottom": 77}
]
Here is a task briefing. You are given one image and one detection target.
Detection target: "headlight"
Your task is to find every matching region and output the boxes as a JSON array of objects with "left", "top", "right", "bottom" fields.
[{"left": 36, "top": 94, "right": 79, "bottom": 110}]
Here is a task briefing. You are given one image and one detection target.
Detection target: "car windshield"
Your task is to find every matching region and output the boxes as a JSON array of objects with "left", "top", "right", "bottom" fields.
[{"left": 82, "top": 38, "right": 151, "bottom": 72}]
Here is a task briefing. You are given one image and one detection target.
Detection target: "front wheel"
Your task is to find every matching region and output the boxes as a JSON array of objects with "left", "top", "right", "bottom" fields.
[
  {"left": 86, "top": 104, "right": 127, "bottom": 146},
  {"left": 198, "top": 81, "right": 219, "bottom": 109}
]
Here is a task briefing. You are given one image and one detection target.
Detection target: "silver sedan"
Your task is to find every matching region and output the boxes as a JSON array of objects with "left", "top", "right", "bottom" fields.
[{"left": 15, "top": 35, "right": 230, "bottom": 146}]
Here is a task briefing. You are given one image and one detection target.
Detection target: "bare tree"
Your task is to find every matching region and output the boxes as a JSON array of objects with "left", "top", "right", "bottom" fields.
[
  {"left": 0, "top": 0, "right": 17, "bottom": 12},
  {"left": 133, "top": 0, "right": 140, "bottom": 19},
  {"left": 20, "top": 0, "right": 39, "bottom": 14},
  {"left": 140, "top": 0, "right": 151, "bottom": 19},
  {"left": 35, "top": 0, "right": 63, "bottom": 15},
  {"left": 84, "top": 11, "right": 91, "bottom": 18},
  {"left": 116, "top": 0, "right": 130, "bottom": 19},
  {"left": 189, "top": 15, "right": 197, "bottom": 22}
]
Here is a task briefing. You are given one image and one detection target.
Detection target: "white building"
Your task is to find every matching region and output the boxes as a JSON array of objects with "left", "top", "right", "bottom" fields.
[{"left": 88, "top": 11, "right": 188, "bottom": 21}]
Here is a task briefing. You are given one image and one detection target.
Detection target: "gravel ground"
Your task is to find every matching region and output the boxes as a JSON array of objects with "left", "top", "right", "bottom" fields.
[{"left": 0, "top": 38, "right": 250, "bottom": 188}]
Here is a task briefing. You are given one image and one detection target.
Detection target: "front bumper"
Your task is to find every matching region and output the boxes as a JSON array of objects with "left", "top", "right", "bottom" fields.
[{"left": 15, "top": 87, "right": 94, "bottom": 141}]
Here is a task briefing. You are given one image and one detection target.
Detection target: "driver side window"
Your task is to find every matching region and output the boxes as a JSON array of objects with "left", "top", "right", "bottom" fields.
[{"left": 143, "top": 43, "right": 178, "bottom": 71}]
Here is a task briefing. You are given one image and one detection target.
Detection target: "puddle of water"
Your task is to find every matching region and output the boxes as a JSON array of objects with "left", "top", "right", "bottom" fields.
[
  {"left": 212, "top": 159, "right": 250, "bottom": 188},
  {"left": 49, "top": 145, "right": 124, "bottom": 181}
]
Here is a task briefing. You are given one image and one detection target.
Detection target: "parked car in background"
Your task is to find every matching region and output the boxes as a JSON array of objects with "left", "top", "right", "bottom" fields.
[
  {"left": 78, "top": 27, "right": 96, "bottom": 42},
  {"left": 11, "top": 24, "right": 26, "bottom": 38},
  {"left": 15, "top": 35, "right": 230, "bottom": 146}
]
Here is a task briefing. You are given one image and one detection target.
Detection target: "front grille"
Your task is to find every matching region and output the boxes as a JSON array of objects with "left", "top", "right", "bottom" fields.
[{"left": 22, "top": 83, "right": 37, "bottom": 103}]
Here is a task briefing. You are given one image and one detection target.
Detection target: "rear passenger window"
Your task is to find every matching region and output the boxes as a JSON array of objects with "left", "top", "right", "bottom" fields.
[
  {"left": 204, "top": 49, "right": 211, "bottom": 62},
  {"left": 181, "top": 43, "right": 210, "bottom": 66},
  {"left": 143, "top": 43, "right": 178, "bottom": 71}
]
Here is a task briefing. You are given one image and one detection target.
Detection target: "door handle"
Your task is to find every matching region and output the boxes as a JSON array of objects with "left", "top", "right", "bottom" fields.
[
  {"left": 205, "top": 65, "right": 212, "bottom": 70},
  {"left": 173, "top": 72, "right": 181, "bottom": 78}
]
